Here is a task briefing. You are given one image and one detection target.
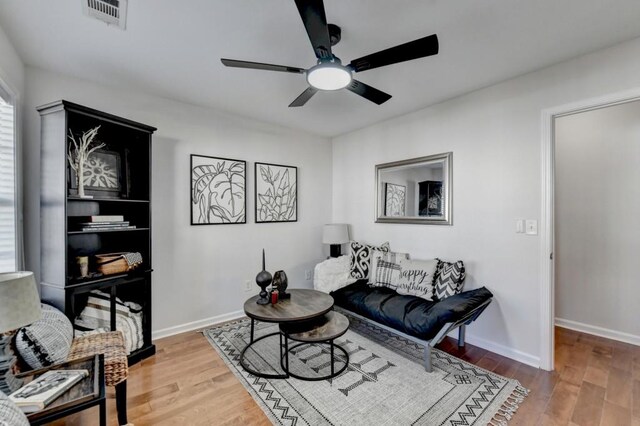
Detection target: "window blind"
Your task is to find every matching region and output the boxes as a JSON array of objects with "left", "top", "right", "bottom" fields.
[{"left": 0, "top": 96, "right": 16, "bottom": 272}]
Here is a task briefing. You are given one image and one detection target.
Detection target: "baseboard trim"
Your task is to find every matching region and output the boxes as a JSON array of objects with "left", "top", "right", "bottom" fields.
[
  {"left": 153, "top": 311, "right": 542, "bottom": 367},
  {"left": 152, "top": 310, "right": 245, "bottom": 341},
  {"left": 555, "top": 317, "right": 640, "bottom": 346},
  {"left": 446, "top": 331, "right": 540, "bottom": 368}
]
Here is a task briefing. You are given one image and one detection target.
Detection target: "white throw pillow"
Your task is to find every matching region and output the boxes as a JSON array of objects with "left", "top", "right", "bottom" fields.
[
  {"left": 314, "top": 256, "right": 357, "bottom": 293},
  {"left": 369, "top": 251, "right": 410, "bottom": 285},
  {"left": 0, "top": 391, "right": 29, "bottom": 426},
  {"left": 396, "top": 258, "right": 438, "bottom": 301}
]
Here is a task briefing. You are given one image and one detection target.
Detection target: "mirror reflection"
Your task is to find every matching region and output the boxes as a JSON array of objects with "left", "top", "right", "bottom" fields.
[{"left": 375, "top": 153, "right": 452, "bottom": 225}]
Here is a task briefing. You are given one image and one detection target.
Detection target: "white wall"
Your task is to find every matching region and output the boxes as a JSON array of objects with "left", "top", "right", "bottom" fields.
[
  {"left": 332, "top": 36, "right": 640, "bottom": 366},
  {"left": 0, "top": 24, "right": 24, "bottom": 96},
  {"left": 555, "top": 101, "right": 640, "bottom": 341},
  {"left": 23, "top": 67, "right": 332, "bottom": 336}
]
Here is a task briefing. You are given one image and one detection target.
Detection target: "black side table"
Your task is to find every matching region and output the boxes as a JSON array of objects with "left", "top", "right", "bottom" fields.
[
  {"left": 18, "top": 354, "right": 106, "bottom": 426},
  {"left": 279, "top": 311, "right": 350, "bottom": 381}
]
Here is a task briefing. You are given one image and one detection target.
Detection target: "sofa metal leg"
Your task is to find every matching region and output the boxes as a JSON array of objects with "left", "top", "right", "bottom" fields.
[
  {"left": 458, "top": 325, "right": 466, "bottom": 347},
  {"left": 115, "top": 380, "right": 128, "bottom": 426},
  {"left": 424, "top": 344, "right": 432, "bottom": 372}
]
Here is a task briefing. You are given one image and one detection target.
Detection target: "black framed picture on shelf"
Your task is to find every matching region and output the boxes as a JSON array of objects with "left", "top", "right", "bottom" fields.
[
  {"left": 69, "top": 149, "right": 124, "bottom": 198},
  {"left": 255, "top": 162, "right": 297, "bottom": 223},
  {"left": 418, "top": 180, "right": 443, "bottom": 216},
  {"left": 190, "top": 154, "right": 246, "bottom": 225}
]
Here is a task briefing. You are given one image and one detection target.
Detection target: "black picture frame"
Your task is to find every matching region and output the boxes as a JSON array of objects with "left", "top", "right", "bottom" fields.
[
  {"left": 418, "top": 180, "right": 443, "bottom": 216},
  {"left": 190, "top": 154, "right": 247, "bottom": 225},
  {"left": 69, "top": 149, "right": 124, "bottom": 199},
  {"left": 254, "top": 162, "right": 298, "bottom": 223}
]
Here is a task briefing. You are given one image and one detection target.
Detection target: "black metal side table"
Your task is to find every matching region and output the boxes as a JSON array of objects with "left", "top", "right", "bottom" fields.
[{"left": 279, "top": 311, "right": 350, "bottom": 381}]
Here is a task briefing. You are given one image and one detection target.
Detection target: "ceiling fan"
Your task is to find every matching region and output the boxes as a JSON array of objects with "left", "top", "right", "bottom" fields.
[{"left": 220, "top": 0, "right": 439, "bottom": 107}]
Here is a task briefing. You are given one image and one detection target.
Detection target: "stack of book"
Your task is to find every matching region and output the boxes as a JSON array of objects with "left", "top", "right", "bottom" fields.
[
  {"left": 79, "top": 215, "right": 136, "bottom": 232},
  {"left": 9, "top": 369, "right": 89, "bottom": 413}
]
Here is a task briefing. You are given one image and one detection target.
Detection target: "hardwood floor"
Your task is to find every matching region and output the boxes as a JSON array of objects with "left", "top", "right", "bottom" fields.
[{"left": 51, "top": 326, "right": 640, "bottom": 425}]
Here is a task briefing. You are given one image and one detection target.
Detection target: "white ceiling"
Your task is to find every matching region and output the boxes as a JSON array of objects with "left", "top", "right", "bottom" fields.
[{"left": 2, "top": 0, "right": 640, "bottom": 137}]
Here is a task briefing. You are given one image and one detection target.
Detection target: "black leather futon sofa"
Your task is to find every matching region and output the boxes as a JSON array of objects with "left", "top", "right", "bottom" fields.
[{"left": 331, "top": 281, "right": 493, "bottom": 372}]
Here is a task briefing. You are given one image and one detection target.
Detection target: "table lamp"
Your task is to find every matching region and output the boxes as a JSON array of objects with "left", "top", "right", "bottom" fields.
[
  {"left": 0, "top": 272, "right": 42, "bottom": 394},
  {"left": 322, "top": 224, "right": 349, "bottom": 258}
]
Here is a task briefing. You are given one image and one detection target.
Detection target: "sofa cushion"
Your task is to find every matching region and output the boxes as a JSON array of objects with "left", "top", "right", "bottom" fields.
[
  {"left": 349, "top": 241, "right": 390, "bottom": 280},
  {"left": 370, "top": 251, "right": 408, "bottom": 288},
  {"left": 15, "top": 304, "right": 73, "bottom": 370},
  {"left": 332, "top": 282, "right": 492, "bottom": 341},
  {"left": 396, "top": 258, "right": 438, "bottom": 301},
  {"left": 433, "top": 259, "right": 466, "bottom": 300}
]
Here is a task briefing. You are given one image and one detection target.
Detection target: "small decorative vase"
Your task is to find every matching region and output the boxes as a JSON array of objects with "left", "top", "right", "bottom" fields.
[
  {"left": 76, "top": 256, "right": 89, "bottom": 278},
  {"left": 255, "top": 249, "right": 272, "bottom": 305},
  {"left": 272, "top": 270, "right": 290, "bottom": 299}
]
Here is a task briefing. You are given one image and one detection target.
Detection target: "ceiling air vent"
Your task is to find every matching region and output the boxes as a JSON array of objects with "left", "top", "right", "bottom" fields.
[{"left": 82, "top": 0, "right": 128, "bottom": 30}]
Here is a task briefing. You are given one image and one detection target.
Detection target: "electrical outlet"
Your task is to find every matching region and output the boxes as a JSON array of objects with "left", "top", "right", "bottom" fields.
[
  {"left": 244, "top": 280, "right": 253, "bottom": 292},
  {"left": 305, "top": 270, "right": 312, "bottom": 281},
  {"left": 525, "top": 219, "right": 538, "bottom": 235}
]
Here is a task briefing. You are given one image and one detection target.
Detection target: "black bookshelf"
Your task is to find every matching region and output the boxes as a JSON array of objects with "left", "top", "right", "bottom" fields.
[{"left": 38, "top": 100, "right": 157, "bottom": 365}]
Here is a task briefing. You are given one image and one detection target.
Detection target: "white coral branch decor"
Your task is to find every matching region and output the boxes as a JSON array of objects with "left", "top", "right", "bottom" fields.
[{"left": 67, "top": 126, "right": 106, "bottom": 198}]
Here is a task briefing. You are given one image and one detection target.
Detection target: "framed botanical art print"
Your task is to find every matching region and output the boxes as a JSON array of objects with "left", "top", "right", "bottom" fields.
[
  {"left": 384, "top": 183, "right": 406, "bottom": 216},
  {"left": 191, "top": 154, "right": 246, "bottom": 225},
  {"left": 255, "top": 162, "right": 297, "bottom": 223}
]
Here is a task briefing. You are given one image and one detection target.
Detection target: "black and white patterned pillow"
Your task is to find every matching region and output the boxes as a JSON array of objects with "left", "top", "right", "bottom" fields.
[
  {"left": 15, "top": 304, "right": 74, "bottom": 370},
  {"left": 0, "top": 391, "right": 29, "bottom": 426},
  {"left": 368, "top": 251, "right": 409, "bottom": 285},
  {"left": 433, "top": 259, "right": 466, "bottom": 300},
  {"left": 371, "top": 252, "right": 407, "bottom": 289},
  {"left": 349, "top": 241, "right": 390, "bottom": 280}
]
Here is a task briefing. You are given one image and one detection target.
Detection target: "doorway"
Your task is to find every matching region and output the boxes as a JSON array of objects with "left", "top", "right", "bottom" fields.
[{"left": 540, "top": 89, "right": 640, "bottom": 371}]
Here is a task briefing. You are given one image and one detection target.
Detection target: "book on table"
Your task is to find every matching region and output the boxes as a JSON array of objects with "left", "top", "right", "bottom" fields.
[{"left": 8, "top": 369, "right": 89, "bottom": 413}]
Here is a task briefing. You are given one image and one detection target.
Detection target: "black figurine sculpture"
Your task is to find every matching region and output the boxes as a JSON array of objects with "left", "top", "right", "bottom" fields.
[
  {"left": 255, "top": 249, "right": 272, "bottom": 305},
  {"left": 272, "top": 270, "right": 290, "bottom": 299}
]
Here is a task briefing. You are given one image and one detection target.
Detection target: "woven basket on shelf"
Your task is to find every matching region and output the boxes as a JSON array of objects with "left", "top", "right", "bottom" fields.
[{"left": 96, "top": 252, "right": 134, "bottom": 275}]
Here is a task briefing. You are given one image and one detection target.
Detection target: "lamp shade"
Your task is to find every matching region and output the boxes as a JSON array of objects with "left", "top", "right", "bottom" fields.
[
  {"left": 322, "top": 224, "right": 349, "bottom": 245},
  {"left": 0, "top": 272, "right": 41, "bottom": 332}
]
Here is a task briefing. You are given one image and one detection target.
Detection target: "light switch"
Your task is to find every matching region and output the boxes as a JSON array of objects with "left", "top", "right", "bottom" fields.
[
  {"left": 516, "top": 219, "right": 525, "bottom": 233},
  {"left": 525, "top": 219, "right": 538, "bottom": 235}
]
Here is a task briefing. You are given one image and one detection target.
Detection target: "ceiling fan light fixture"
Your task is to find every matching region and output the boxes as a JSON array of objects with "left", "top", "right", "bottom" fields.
[{"left": 306, "top": 64, "right": 352, "bottom": 91}]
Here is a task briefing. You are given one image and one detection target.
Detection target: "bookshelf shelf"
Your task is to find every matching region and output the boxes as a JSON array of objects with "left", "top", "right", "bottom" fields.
[
  {"left": 39, "top": 100, "right": 156, "bottom": 365},
  {"left": 68, "top": 228, "right": 150, "bottom": 235},
  {"left": 67, "top": 197, "right": 150, "bottom": 203}
]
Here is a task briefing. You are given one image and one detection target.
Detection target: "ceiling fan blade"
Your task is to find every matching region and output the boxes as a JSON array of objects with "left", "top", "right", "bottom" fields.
[
  {"left": 294, "top": 0, "right": 332, "bottom": 59},
  {"left": 346, "top": 80, "right": 392, "bottom": 105},
  {"left": 349, "top": 34, "right": 439, "bottom": 73},
  {"left": 221, "top": 58, "right": 305, "bottom": 74},
  {"left": 289, "top": 87, "right": 319, "bottom": 107}
]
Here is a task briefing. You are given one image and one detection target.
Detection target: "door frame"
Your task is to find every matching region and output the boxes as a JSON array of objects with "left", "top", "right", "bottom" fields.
[{"left": 539, "top": 87, "right": 640, "bottom": 371}]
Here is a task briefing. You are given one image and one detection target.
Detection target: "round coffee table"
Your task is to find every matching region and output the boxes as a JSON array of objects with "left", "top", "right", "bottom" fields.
[
  {"left": 279, "top": 311, "right": 350, "bottom": 381},
  {"left": 241, "top": 289, "right": 341, "bottom": 379}
]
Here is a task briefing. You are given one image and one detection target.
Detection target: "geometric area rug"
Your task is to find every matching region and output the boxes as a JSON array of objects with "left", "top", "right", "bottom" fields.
[{"left": 204, "top": 310, "right": 528, "bottom": 426}]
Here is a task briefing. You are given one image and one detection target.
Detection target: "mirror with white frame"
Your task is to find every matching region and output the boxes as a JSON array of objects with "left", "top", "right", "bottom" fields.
[{"left": 375, "top": 152, "right": 452, "bottom": 225}]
